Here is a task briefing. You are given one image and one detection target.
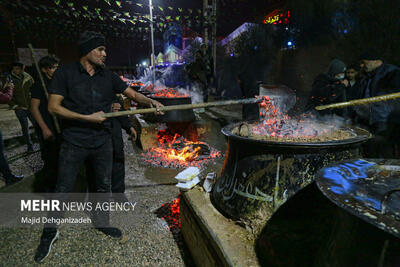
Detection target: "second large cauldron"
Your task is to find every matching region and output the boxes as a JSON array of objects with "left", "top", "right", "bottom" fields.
[
  {"left": 145, "top": 96, "right": 196, "bottom": 123},
  {"left": 212, "top": 121, "right": 371, "bottom": 236}
]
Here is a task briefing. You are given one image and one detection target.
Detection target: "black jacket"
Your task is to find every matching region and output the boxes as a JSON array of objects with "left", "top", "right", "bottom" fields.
[
  {"left": 345, "top": 79, "right": 364, "bottom": 121},
  {"left": 354, "top": 63, "right": 400, "bottom": 132},
  {"left": 305, "top": 73, "right": 347, "bottom": 117}
]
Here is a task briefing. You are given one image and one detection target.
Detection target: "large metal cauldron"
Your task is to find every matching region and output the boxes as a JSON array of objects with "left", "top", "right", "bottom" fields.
[
  {"left": 211, "top": 121, "right": 371, "bottom": 236},
  {"left": 146, "top": 96, "right": 196, "bottom": 123}
]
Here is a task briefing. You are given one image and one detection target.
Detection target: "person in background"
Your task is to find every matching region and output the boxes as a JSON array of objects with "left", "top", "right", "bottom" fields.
[
  {"left": 354, "top": 49, "right": 400, "bottom": 158},
  {"left": 109, "top": 98, "right": 136, "bottom": 197},
  {"left": 7, "top": 62, "right": 36, "bottom": 152},
  {"left": 305, "top": 59, "right": 349, "bottom": 118},
  {"left": 345, "top": 64, "right": 362, "bottom": 100},
  {"left": 0, "top": 78, "right": 14, "bottom": 103},
  {"left": 344, "top": 64, "right": 363, "bottom": 122},
  {"left": 0, "top": 130, "right": 24, "bottom": 186},
  {"left": 0, "top": 81, "right": 24, "bottom": 185},
  {"left": 136, "top": 64, "right": 145, "bottom": 78},
  {"left": 30, "top": 55, "right": 60, "bottom": 192},
  {"left": 200, "top": 43, "right": 214, "bottom": 96},
  {"left": 185, "top": 50, "right": 208, "bottom": 102}
]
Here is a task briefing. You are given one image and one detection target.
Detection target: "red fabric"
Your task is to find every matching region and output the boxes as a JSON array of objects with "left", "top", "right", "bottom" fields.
[{"left": 0, "top": 86, "right": 14, "bottom": 104}]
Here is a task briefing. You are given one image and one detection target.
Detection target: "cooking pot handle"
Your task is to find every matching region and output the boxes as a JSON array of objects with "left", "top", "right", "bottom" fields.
[{"left": 381, "top": 188, "right": 400, "bottom": 216}]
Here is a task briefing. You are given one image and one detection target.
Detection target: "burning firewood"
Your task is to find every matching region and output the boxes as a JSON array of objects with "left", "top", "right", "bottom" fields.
[
  {"left": 141, "top": 129, "right": 221, "bottom": 169},
  {"left": 232, "top": 96, "right": 356, "bottom": 142}
]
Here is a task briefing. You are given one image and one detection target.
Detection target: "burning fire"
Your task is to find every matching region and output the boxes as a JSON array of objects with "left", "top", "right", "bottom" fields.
[
  {"left": 150, "top": 88, "right": 189, "bottom": 98},
  {"left": 142, "top": 129, "right": 221, "bottom": 168},
  {"left": 252, "top": 96, "right": 343, "bottom": 139},
  {"left": 119, "top": 76, "right": 144, "bottom": 87},
  {"left": 141, "top": 83, "right": 189, "bottom": 98},
  {"left": 130, "top": 82, "right": 144, "bottom": 87}
]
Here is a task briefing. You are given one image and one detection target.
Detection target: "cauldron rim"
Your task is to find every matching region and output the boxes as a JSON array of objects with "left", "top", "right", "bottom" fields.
[{"left": 222, "top": 120, "right": 372, "bottom": 148}]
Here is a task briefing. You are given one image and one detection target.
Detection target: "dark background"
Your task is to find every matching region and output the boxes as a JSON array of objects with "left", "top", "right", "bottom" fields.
[{"left": 1, "top": 0, "right": 399, "bottom": 96}]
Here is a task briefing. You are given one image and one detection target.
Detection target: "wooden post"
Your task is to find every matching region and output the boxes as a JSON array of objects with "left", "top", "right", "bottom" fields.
[
  {"left": 212, "top": 0, "right": 217, "bottom": 75},
  {"left": 203, "top": 0, "right": 209, "bottom": 44}
]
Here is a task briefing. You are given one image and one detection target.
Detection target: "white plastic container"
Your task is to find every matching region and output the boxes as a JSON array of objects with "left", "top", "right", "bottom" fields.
[
  {"left": 176, "top": 176, "right": 200, "bottom": 190},
  {"left": 175, "top": 167, "right": 200, "bottom": 182}
]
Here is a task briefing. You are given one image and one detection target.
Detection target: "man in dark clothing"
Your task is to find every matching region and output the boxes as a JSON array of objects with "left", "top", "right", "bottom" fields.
[
  {"left": 109, "top": 99, "right": 136, "bottom": 194},
  {"left": 34, "top": 31, "right": 163, "bottom": 263},
  {"left": 0, "top": 85, "right": 24, "bottom": 185},
  {"left": 200, "top": 43, "right": 214, "bottom": 93},
  {"left": 354, "top": 50, "right": 400, "bottom": 158},
  {"left": 186, "top": 51, "right": 208, "bottom": 102},
  {"left": 8, "top": 62, "right": 36, "bottom": 152},
  {"left": 30, "top": 55, "right": 60, "bottom": 192},
  {"left": 305, "top": 59, "right": 349, "bottom": 118}
]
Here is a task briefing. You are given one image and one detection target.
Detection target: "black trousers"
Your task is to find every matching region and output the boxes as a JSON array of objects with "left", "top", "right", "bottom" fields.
[
  {"left": 40, "top": 138, "right": 60, "bottom": 193},
  {"left": 45, "top": 138, "right": 113, "bottom": 229},
  {"left": 14, "top": 109, "right": 36, "bottom": 149},
  {"left": 111, "top": 157, "right": 125, "bottom": 193},
  {"left": 86, "top": 153, "right": 125, "bottom": 194}
]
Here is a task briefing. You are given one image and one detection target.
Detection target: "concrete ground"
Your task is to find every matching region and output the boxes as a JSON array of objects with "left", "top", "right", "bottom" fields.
[{"left": 0, "top": 103, "right": 241, "bottom": 266}]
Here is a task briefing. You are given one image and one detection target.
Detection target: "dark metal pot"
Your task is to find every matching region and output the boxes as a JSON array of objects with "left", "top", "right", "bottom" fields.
[
  {"left": 145, "top": 96, "right": 196, "bottom": 123},
  {"left": 211, "top": 121, "right": 372, "bottom": 236}
]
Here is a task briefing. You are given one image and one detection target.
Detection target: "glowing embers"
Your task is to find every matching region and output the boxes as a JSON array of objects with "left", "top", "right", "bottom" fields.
[
  {"left": 232, "top": 96, "right": 354, "bottom": 142},
  {"left": 141, "top": 83, "right": 189, "bottom": 98},
  {"left": 160, "top": 197, "right": 181, "bottom": 230},
  {"left": 142, "top": 128, "right": 221, "bottom": 169},
  {"left": 149, "top": 88, "right": 190, "bottom": 98},
  {"left": 130, "top": 81, "right": 144, "bottom": 87}
]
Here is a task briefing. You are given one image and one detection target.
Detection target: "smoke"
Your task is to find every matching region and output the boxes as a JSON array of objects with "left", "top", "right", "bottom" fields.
[
  {"left": 136, "top": 65, "right": 205, "bottom": 114},
  {"left": 185, "top": 83, "right": 203, "bottom": 104},
  {"left": 256, "top": 95, "right": 348, "bottom": 138},
  {"left": 139, "top": 67, "right": 153, "bottom": 83},
  {"left": 137, "top": 65, "right": 203, "bottom": 102},
  {"left": 259, "top": 85, "right": 296, "bottom": 114}
]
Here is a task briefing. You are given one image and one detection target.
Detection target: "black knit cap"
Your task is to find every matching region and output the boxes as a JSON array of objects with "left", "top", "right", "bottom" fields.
[
  {"left": 78, "top": 31, "right": 105, "bottom": 57},
  {"left": 327, "top": 59, "right": 346, "bottom": 77},
  {"left": 359, "top": 49, "right": 381, "bottom": 61}
]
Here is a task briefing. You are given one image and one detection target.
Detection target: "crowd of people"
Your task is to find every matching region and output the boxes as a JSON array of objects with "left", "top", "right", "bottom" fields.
[{"left": 306, "top": 50, "right": 400, "bottom": 158}]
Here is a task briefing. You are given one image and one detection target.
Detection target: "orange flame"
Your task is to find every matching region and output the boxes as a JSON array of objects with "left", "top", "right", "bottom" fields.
[
  {"left": 150, "top": 88, "right": 189, "bottom": 98},
  {"left": 142, "top": 129, "right": 221, "bottom": 168},
  {"left": 130, "top": 82, "right": 144, "bottom": 87},
  {"left": 255, "top": 95, "right": 330, "bottom": 138}
]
